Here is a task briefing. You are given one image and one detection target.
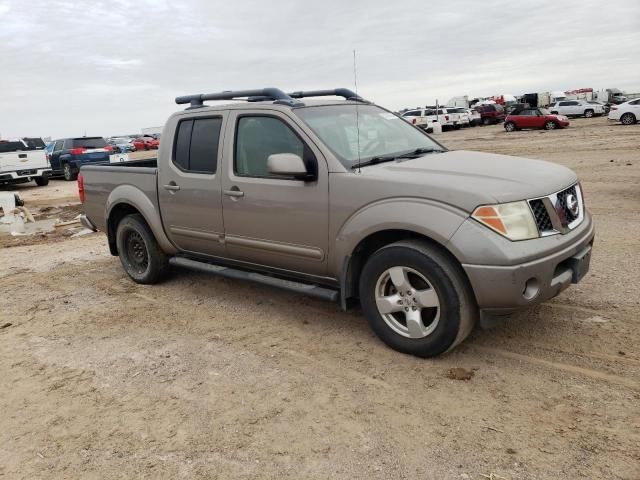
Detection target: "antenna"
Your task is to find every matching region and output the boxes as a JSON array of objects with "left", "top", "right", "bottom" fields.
[{"left": 353, "top": 49, "right": 361, "bottom": 174}]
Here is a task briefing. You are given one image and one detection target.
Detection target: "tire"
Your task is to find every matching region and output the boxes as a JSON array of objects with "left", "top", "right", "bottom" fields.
[
  {"left": 482, "top": 117, "right": 491, "bottom": 126},
  {"left": 544, "top": 121, "right": 557, "bottom": 130},
  {"left": 584, "top": 109, "right": 594, "bottom": 118},
  {"left": 621, "top": 112, "right": 636, "bottom": 125},
  {"left": 359, "top": 240, "right": 477, "bottom": 357},
  {"left": 63, "top": 163, "right": 77, "bottom": 181},
  {"left": 504, "top": 122, "right": 516, "bottom": 132},
  {"left": 116, "top": 214, "right": 169, "bottom": 284},
  {"left": 35, "top": 173, "right": 49, "bottom": 186}
]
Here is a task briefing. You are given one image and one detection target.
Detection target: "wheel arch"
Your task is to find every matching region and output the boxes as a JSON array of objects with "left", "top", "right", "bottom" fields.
[
  {"left": 334, "top": 198, "right": 472, "bottom": 310},
  {"left": 105, "top": 185, "right": 177, "bottom": 256}
]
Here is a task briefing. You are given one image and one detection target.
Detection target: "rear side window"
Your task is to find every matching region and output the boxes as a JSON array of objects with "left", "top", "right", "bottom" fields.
[
  {"left": 402, "top": 110, "right": 421, "bottom": 117},
  {"left": 173, "top": 117, "right": 222, "bottom": 174}
]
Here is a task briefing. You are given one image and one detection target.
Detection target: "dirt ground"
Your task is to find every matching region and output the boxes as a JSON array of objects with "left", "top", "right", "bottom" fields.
[{"left": 1, "top": 119, "right": 639, "bottom": 479}]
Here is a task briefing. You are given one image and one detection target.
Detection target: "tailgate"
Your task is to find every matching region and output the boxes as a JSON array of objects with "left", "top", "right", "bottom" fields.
[
  {"left": 0, "top": 150, "right": 48, "bottom": 172},
  {"left": 77, "top": 149, "right": 111, "bottom": 164}
]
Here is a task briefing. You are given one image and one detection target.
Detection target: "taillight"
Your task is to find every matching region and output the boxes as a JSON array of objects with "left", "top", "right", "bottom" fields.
[
  {"left": 445, "top": 115, "right": 449, "bottom": 121},
  {"left": 104, "top": 145, "right": 113, "bottom": 152},
  {"left": 78, "top": 174, "right": 85, "bottom": 204},
  {"left": 70, "top": 147, "right": 86, "bottom": 155},
  {"left": 412, "top": 118, "right": 417, "bottom": 125}
]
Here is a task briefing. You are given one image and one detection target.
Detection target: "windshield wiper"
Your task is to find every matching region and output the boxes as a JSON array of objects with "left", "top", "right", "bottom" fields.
[
  {"left": 351, "top": 155, "right": 398, "bottom": 169},
  {"left": 351, "top": 148, "right": 444, "bottom": 169},
  {"left": 396, "top": 147, "right": 442, "bottom": 159}
]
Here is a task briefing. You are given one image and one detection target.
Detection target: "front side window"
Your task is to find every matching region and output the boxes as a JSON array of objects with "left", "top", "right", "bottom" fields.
[
  {"left": 173, "top": 117, "right": 222, "bottom": 173},
  {"left": 235, "top": 116, "right": 305, "bottom": 177},
  {"left": 295, "top": 104, "right": 444, "bottom": 168}
]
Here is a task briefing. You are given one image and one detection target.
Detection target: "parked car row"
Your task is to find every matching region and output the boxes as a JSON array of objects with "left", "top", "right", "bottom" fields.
[{"left": 107, "top": 135, "right": 160, "bottom": 153}]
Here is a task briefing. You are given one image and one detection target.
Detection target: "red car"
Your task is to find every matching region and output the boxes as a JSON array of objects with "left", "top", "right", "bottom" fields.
[
  {"left": 504, "top": 107, "right": 570, "bottom": 132},
  {"left": 474, "top": 103, "right": 506, "bottom": 125},
  {"left": 131, "top": 136, "right": 160, "bottom": 150}
]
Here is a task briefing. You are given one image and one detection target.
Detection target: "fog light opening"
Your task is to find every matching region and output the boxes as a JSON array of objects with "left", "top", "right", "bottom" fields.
[{"left": 523, "top": 278, "right": 540, "bottom": 300}]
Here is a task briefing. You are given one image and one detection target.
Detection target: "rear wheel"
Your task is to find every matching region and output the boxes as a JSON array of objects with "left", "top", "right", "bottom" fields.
[
  {"left": 35, "top": 173, "right": 49, "bottom": 186},
  {"left": 116, "top": 214, "right": 169, "bottom": 284},
  {"left": 359, "top": 240, "right": 477, "bottom": 357},
  {"left": 544, "top": 121, "right": 557, "bottom": 130},
  {"left": 504, "top": 121, "right": 517, "bottom": 132},
  {"left": 584, "top": 109, "right": 594, "bottom": 118},
  {"left": 621, "top": 112, "right": 636, "bottom": 125},
  {"left": 482, "top": 117, "right": 491, "bottom": 126},
  {"left": 63, "top": 163, "right": 77, "bottom": 181}
]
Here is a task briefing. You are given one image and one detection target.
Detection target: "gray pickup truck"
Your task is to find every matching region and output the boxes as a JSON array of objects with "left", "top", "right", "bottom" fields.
[{"left": 79, "top": 87, "right": 594, "bottom": 357}]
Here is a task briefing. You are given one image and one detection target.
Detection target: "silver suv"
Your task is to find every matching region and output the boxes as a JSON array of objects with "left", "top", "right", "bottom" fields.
[{"left": 79, "top": 88, "right": 595, "bottom": 357}]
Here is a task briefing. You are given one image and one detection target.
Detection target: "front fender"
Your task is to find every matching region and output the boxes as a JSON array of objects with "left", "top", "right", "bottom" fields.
[
  {"left": 331, "top": 198, "right": 469, "bottom": 275},
  {"left": 106, "top": 184, "right": 177, "bottom": 255}
]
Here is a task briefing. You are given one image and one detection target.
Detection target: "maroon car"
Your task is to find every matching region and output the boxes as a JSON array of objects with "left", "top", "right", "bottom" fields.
[
  {"left": 504, "top": 107, "right": 570, "bottom": 132},
  {"left": 474, "top": 104, "right": 506, "bottom": 125}
]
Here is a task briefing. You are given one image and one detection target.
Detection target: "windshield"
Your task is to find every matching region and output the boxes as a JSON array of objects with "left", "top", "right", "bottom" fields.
[{"left": 294, "top": 104, "right": 444, "bottom": 168}]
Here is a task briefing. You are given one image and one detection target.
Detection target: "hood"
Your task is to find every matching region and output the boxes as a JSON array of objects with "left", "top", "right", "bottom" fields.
[{"left": 360, "top": 150, "right": 578, "bottom": 211}]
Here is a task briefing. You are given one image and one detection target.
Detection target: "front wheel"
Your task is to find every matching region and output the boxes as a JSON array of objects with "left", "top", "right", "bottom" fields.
[
  {"left": 35, "top": 173, "right": 49, "bottom": 186},
  {"left": 621, "top": 112, "right": 636, "bottom": 125},
  {"left": 584, "top": 109, "right": 594, "bottom": 118},
  {"left": 544, "top": 121, "right": 557, "bottom": 130},
  {"left": 63, "top": 163, "right": 77, "bottom": 181},
  {"left": 116, "top": 214, "right": 169, "bottom": 284},
  {"left": 359, "top": 240, "right": 477, "bottom": 357},
  {"left": 504, "top": 122, "right": 516, "bottom": 132}
]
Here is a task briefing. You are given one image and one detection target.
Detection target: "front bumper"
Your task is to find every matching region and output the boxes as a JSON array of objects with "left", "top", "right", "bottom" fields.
[{"left": 458, "top": 215, "right": 595, "bottom": 313}]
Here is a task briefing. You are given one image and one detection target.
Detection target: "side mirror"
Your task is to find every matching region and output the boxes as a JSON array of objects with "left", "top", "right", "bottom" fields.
[{"left": 267, "top": 153, "right": 310, "bottom": 179}]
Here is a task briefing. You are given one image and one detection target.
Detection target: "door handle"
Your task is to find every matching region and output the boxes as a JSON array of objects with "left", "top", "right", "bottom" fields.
[
  {"left": 163, "top": 182, "right": 180, "bottom": 191},
  {"left": 224, "top": 188, "right": 244, "bottom": 198}
]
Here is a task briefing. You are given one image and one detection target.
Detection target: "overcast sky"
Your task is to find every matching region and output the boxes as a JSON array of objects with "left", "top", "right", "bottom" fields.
[{"left": 1, "top": 0, "right": 639, "bottom": 138}]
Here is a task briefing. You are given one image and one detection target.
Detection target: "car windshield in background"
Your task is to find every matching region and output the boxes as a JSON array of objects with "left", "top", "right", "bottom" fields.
[
  {"left": 72, "top": 137, "right": 107, "bottom": 149},
  {"left": 294, "top": 104, "right": 444, "bottom": 168},
  {"left": 111, "top": 137, "right": 129, "bottom": 144}
]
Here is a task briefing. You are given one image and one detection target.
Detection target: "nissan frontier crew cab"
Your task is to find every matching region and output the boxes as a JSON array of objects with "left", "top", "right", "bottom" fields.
[{"left": 79, "top": 87, "right": 595, "bottom": 357}]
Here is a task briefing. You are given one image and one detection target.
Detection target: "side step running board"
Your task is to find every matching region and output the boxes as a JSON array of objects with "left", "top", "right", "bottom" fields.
[{"left": 169, "top": 257, "right": 339, "bottom": 303}]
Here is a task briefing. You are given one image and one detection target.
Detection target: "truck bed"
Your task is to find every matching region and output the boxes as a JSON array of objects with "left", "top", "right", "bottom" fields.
[{"left": 80, "top": 159, "right": 159, "bottom": 233}]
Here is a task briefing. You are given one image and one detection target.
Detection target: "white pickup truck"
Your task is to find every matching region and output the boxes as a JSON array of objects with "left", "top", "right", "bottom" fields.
[
  {"left": 0, "top": 138, "right": 51, "bottom": 186},
  {"left": 401, "top": 107, "right": 461, "bottom": 131}
]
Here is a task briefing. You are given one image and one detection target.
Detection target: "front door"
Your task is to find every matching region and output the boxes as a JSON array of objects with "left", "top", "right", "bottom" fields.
[
  {"left": 157, "top": 113, "right": 227, "bottom": 256},
  {"left": 220, "top": 110, "right": 329, "bottom": 277}
]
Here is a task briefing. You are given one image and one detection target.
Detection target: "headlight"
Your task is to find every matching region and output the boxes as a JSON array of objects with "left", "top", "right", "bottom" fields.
[{"left": 472, "top": 201, "right": 538, "bottom": 241}]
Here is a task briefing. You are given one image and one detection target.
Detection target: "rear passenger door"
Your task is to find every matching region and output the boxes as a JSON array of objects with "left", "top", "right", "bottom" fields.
[
  {"left": 49, "top": 140, "right": 65, "bottom": 173},
  {"left": 157, "top": 113, "right": 227, "bottom": 256}
]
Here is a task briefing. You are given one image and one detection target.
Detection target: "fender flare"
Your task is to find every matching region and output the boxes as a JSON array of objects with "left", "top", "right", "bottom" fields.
[{"left": 106, "top": 184, "right": 177, "bottom": 255}]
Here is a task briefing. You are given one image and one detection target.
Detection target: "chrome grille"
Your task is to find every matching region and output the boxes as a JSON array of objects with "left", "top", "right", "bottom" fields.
[
  {"left": 528, "top": 184, "right": 584, "bottom": 236},
  {"left": 529, "top": 199, "right": 553, "bottom": 232}
]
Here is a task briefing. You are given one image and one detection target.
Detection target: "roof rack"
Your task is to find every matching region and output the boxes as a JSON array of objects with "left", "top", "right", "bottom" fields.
[{"left": 175, "top": 87, "right": 367, "bottom": 109}]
